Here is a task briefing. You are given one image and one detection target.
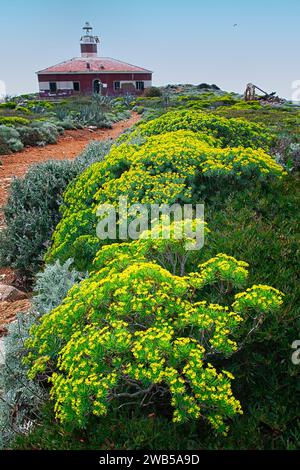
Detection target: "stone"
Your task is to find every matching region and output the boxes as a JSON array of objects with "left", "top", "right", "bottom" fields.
[{"left": 0, "top": 284, "right": 28, "bottom": 302}]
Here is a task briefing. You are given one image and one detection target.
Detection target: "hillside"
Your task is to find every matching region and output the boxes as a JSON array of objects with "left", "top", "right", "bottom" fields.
[{"left": 0, "top": 85, "right": 299, "bottom": 451}]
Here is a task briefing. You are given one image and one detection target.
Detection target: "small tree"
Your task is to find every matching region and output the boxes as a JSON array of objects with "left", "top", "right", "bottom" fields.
[{"left": 144, "top": 86, "right": 162, "bottom": 97}]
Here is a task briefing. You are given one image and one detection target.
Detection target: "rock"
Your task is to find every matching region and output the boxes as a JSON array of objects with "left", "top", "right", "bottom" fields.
[
  {"left": 0, "top": 326, "right": 8, "bottom": 336},
  {"left": 0, "top": 284, "right": 28, "bottom": 302}
]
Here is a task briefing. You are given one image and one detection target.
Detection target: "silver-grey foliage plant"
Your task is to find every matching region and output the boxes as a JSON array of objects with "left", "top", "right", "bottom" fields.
[{"left": 0, "top": 259, "right": 84, "bottom": 448}]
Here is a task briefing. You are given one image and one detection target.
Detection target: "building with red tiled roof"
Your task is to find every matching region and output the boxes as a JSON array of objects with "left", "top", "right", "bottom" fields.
[{"left": 37, "top": 22, "right": 153, "bottom": 97}]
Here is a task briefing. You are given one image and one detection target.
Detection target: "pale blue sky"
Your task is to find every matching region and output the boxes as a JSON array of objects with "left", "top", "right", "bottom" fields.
[{"left": 0, "top": 0, "right": 299, "bottom": 97}]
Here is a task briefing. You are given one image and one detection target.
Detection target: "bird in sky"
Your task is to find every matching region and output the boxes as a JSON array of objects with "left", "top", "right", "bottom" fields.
[{"left": 233, "top": 23, "right": 238, "bottom": 27}]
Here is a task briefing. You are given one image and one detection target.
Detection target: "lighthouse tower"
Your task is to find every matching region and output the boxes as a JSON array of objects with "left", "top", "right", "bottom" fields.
[{"left": 80, "top": 22, "right": 100, "bottom": 58}]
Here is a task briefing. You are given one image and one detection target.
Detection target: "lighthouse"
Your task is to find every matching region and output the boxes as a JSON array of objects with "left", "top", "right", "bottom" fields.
[
  {"left": 80, "top": 22, "right": 100, "bottom": 58},
  {"left": 37, "top": 22, "right": 153, "bottom": 97}
]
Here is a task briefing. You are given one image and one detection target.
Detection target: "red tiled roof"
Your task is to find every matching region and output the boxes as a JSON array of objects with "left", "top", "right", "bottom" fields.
[{"left": 37, "top": 57, "right": 152, "bottom": 74}]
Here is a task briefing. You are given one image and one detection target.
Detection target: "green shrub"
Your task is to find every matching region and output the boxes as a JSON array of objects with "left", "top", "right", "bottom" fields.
[
  {"left": 9, "top": 175, "right": 300, "bottom": 451},
  {"left": 0, "top": 116, "right": 30, "bottom": 126},
  {"left": 132, "top": 105, "right": 144, "bottom": 114},
  {"left": 17, "top": 126, "right": 45, "bottom": 147},
  {"left": 26, "top": 221, "right": 283, "bottom": 434},
  {"left": 0, "top": 136, "right": 12, "bottom": 154},
  {"left": 143, "top": 87, "right": 162, "bottom": 97},
  {"left": 30, "top": 121, "right": 63, "bottom": 144},
  {"left": 17, "top": 121, "right": 63, "bottom": 147},
  {"left": 52, "top": 95, "right": 128, "bottom": 129},
  {"left": 197, "top": 83, "right": 221, "bottom": 91},
  {"left": 73, "top": 105, "right": 112, "bottom": 128},
  {"left": 0, "top": 160, "right": 78, "bottom": 276},
  {"left": 133, "top": 110, "right": 275, "bottom": 149},
  {"left": 0, "top": 120, "right": 67, "bottom": 153},
  {"left": 0, "top": 101, "right": 17, "bottom": 109},
  {"left": 202, "top": 174, "right": 300, "bottom": 449},
  {"left": 56, "top": 119, "right": 79, "bottom": 130},
  {"left": 9, "top": 404, "right": 214, "bottom": 450},
  {"left": 0, "top": 125, "right": 23, "bottom": 154},
  {"left": 46, "top": 128, "right": 285, "bottom": 270},
  {"left": 0, "top": 312, "right": 46, "bottom": 449}
]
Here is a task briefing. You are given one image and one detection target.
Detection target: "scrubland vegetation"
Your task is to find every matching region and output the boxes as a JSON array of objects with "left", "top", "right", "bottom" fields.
[
  {"left": 0, "top": 84, "right": 299, "bottom": 450},
  {"left": 0, "top": 94, "right": 130, "bottom": 154}
]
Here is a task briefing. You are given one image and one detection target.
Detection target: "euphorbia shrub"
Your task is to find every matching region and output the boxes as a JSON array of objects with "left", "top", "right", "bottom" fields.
[
  {"left": 26, "top": 222, "right": 283, "bottom": 435},
  {"left": 46, "top": 129, "right": 285, "bottom": 270},
  {"left": 129, "top": 110, "right": 275, "bottom": 150}
]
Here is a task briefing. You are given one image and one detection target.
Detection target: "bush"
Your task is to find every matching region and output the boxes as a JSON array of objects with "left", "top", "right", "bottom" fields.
[
  {"left": 143, "top": 87, "right": 162, "bottom": 97},
  {"left": 0, "top": 101, "right": 17, "bottom": 110},
  {"left": 132, "top": 106, "right": 144, "bottom": 114},
  {"left": 46, "top": 128, "right": 285, "bottom": 270},
  {"left": 56, "top": 119, "right": 79, "bottom": 130},
  {"left": 8, "top": 175, "right": 300, "bottom": 450},
  {"left": 198, "top": 83, "right": 221, "bottom": 91},
  {"left": 73, "top": 105, "right": 112, "bottom": 128},
  {"left": 17, "top": 126, "right": 46, "bottom": 147},
  {"left": 0, "top": 125, "right": 23, "bottom": 154},
  {"left": 0, "top": 120, "right": 66, "bottom": 153},
  {"left": 133, "top": 110, "right": 275, "bottom": 150},
  {"left": 75, "top": 139, "right": 112, "bottom": 168},
  {"left": 0, "top": 160, "right": 78, "bottom": 276},
  {"left": 0, "top": 116, "right": 30, "bottom": 126},
  {"left": 200, "top": 174, "right": 300, "bottom": 449},
  {"left": 30, "top": 121, "right": 63, "bottom": 144},
  {"left": 17, "top": 121, "right": 63, "bottom": 147},
  {"left": 0, "top": 136, "right": 12, "bottom": 154},
  {"left": 0, "top": 312, "right": 46, "bottom": 449},
  {"left": 26, "top": 221, "right": 283, "bottom": 434},
  {"left": 32, "top": 258, "right": 84, "bottom": 314},
  {"left": 53, "top": 96, "right": 128, "bottom": 129}
]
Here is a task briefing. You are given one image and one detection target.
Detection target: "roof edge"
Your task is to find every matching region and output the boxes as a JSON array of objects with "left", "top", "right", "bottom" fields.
[
  {"left": 36, "top": 56, "right": 153, "bottom": 74},
  {"left": 37, "top": 70, "right": 153, "bottom": 75}
]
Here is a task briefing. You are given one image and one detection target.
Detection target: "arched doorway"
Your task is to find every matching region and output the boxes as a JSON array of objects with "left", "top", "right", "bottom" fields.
[{"left": 93, "top": 79, "right": 102, "bottom": 94}]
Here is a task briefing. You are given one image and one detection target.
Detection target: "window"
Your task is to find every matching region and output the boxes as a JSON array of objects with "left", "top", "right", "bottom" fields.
[
  {"left": 136, "top": 81, "right": 144, "bottom": 91},
  {"left": 49, "top": 82, "right": 57, "bottom": 93},
  {"left": 73, "top": 82, "right": 80, "bottom": 92},
  {"left": 114, "top": 81, "right": 121, "bottom": 91}
]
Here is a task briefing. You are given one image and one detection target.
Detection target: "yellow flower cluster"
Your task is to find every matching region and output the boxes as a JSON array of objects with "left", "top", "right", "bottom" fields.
[
  {"left": 189, "top": 253, "right": 249, "bottom": 288},
  {"left": 232, "top": 284, "right": 284, "bottom": 313}
]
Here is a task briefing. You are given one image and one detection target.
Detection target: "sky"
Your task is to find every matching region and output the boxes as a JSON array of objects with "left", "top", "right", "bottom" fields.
[{"left": 0, "top": 0, "right": 299, "bottom": 98}]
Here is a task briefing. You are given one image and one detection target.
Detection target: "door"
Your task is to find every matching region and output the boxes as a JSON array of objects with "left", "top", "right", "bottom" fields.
[{"left": 93, "top": 79, "right": 102, "bottom": 94}]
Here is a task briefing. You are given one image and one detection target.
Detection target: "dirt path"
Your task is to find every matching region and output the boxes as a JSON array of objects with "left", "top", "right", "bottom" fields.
[
  {"left": 0, "top": 113, "right": 140, "bottom": 221},
  {"left": 0, "top": 113, "right": 140, "bottom": 330}
]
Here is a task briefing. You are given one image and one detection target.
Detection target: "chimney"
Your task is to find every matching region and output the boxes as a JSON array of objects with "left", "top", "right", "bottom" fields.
[{"left": 80, "top": 22, "right": 99, "bottom": 58}]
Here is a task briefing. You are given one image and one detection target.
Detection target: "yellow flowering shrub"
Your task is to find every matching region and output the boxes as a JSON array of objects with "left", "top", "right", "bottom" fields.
[
  {"left": 26, "top": 222, "right": 284, "bottom": 435},
  {"left": 46, "top": 129, "right": 285, "bottom": 270},
  {"left": 126, "top": 110, "right": 275, "bottom": 149}
]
